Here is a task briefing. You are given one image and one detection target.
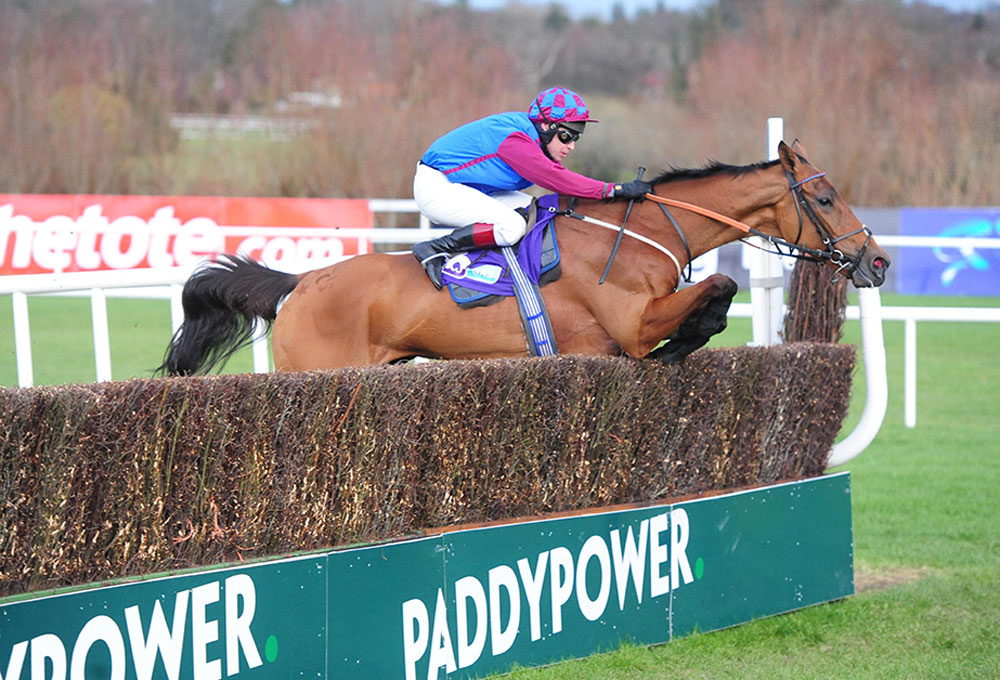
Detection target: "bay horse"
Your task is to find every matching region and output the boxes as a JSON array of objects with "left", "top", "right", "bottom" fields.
[{"left": 158, "top": 141, "right": 889, "bottom": 375}]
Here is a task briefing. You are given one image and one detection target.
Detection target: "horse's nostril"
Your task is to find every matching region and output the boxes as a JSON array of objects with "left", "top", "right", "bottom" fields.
[{"left": 873, "top": 257, "right": 887, "bottom": 270}]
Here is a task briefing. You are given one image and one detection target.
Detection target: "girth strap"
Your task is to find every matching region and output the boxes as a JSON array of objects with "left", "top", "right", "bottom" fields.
[{"left": 500, "top": 246, "right": 558, "bottom": 357}]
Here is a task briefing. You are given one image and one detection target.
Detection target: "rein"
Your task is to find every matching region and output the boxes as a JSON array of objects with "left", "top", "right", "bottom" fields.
[
  {"left": 641, "top": 169, "right": 876, "bottom": 282},
  {"left": 555, "top": 169, "right": 873, "bottom": 287},
  {"left": 643, "top": 178, "right": 842, "bottom": 264}
]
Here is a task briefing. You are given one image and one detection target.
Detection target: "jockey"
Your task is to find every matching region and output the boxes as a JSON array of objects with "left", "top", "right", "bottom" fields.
[{"left": 411, "top": 86, "right": 654, "bottom": 289}]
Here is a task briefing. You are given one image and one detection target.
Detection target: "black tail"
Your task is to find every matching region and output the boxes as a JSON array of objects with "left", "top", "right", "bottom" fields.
[{"left": 157, "top": 255, "right": 300, "bottom": 376}]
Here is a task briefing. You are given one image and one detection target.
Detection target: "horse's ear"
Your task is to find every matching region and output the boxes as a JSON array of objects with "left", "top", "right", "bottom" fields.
[
  {"left": 777, "top": 140, "right": 798, "bottom": 174},
  {"left": 791, "top": 139, "right": 810, "bottom": 161}
]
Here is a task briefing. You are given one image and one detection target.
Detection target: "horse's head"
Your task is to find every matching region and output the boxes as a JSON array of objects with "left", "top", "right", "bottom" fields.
[{"left": 775, "top": 140, "right": 890, "bottom": 287}]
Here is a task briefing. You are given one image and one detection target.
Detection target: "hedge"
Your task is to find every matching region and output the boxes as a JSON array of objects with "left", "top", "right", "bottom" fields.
[{"left": 0, "top": 345, "right": 854, "bottom": 597}]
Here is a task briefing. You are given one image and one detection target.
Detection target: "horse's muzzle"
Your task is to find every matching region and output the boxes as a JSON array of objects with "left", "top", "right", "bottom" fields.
[{"left": 850, "top": 249, "right": 890, "bottom": 288}]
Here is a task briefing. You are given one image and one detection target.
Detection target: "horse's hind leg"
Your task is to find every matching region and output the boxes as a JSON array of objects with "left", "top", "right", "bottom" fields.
[{"left": 644, "top": 274, "right": 738, "bottom": 365}]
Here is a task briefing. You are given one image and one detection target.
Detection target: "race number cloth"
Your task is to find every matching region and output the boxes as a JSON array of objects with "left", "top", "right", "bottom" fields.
[
  {"left": 441, "top": 194, "right": 561, "bottom": 304},
  {"left": 440, "top": 194, "right": 561, "bottom": 356}
]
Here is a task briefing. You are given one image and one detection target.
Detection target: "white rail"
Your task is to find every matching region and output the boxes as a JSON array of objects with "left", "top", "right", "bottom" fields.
[
  {"left": 1, "top": 268, "right": 194, "bottom": 386},
  {"left": 728, "top": 300, "right": 1000, "bottom": 430},
  {"left": 873, "top": 235, "right": 1000, "bottom": 249},
  {"left": 0, "top": 223, "right": 445, "bottom": 386}
]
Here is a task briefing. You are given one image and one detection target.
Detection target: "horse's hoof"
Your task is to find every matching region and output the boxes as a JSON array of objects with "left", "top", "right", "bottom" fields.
[
  {"left": 655, "top": 351, "right": 687, "bottom": 365},
  {"left": 648, "top": 336, "right": 707, "bottom": 365}
]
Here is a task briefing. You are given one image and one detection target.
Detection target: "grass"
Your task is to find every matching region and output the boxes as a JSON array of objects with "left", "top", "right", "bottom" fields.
[{"left": 1, "top": 291, "right": 998, "bottom": 677}]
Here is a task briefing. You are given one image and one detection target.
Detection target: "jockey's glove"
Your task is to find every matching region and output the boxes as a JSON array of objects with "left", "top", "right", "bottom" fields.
[{"left": 614, "top": 180, "right": 653, "bottom": 200}]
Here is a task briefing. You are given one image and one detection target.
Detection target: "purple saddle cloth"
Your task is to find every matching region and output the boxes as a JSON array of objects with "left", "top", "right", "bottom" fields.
[{"left": 441, "top": 194, "right": 561, "bottom": 307}]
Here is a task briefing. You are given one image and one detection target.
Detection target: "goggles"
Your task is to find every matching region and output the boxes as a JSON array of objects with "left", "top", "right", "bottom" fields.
[{"left": 555, "top": 125, "right": 582, "bottom": 144}]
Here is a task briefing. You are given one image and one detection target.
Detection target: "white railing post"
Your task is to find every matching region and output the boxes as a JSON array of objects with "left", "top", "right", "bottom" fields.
[
  {"left": 170, "top": 283, "right": 184, "bottom": 335},
  {"left": 252, "top": 321, "right": 270, "bottom": 373},
  {"left": 91, "top": 288, "right": 113, "bottom": 382},
  {"left": 12, "top": 291, "right": 34, "bottom": 387},
  {"left": 905, "top": 318, "right": 917, "bottom": 428},
  {"left": 748, "top": 117, "right": 786, "bottom": 345}
]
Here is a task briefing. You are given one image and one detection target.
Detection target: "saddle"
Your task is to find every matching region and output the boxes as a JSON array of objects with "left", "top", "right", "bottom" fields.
[{"left": 441, "top": 194, "right": 562, "bottom": 309}]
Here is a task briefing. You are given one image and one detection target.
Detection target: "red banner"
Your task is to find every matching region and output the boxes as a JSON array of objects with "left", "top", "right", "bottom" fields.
[{"left": 0, "top": 194, "right": 374, "bottom": 275}]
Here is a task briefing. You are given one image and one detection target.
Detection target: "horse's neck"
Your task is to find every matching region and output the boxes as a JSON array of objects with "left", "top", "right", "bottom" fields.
[{"left": 651, "top": 166, "right": 788, "bottom": 260}]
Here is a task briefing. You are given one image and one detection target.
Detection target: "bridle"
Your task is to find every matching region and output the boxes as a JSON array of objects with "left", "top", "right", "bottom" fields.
[{"left": 781, "top": 170, "right": 874, "bottom": 283}]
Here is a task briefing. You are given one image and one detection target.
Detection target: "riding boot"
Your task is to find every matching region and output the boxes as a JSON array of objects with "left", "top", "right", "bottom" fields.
[{"left": 411, "top": 223, "right": 496, "bottom": 289}]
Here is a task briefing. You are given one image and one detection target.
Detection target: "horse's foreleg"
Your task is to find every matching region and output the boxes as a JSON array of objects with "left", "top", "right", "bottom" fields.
[{"left": 637, "top": 274, "right": 738, "bottom": 364}]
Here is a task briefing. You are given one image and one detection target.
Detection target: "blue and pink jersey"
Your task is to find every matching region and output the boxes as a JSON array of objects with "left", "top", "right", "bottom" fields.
[{"left": 420, "top": 112, "right": 614, "bottom": 199}]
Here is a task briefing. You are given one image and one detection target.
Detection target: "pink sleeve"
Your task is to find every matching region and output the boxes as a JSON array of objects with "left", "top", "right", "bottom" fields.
[{"left": 497, "top": 132, "right": 614, "bottom": 199}]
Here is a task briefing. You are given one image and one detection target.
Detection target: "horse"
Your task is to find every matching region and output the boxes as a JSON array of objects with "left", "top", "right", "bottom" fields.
[{"left": 158, "top": 141, "right": 889, "bottom": 375}]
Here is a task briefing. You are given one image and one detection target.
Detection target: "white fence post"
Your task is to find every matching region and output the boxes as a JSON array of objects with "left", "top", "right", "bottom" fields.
[
  {"left": 748, "top": 117, "right": 786, "bottom": 345},
  {"left": 905, "top": 318, "right": 917, "bottom": 428},
  {"left": 12, "top": 291, "right": 33, "bottom": 387},
  {"left": 252, "top": 322, "right": 270, "bottom": 373},
  {"left": 170, "top": 283, "right": 184, "bottom": 335},
  {"left": 90, "top": 288, "right": 113, "bottom": 382}
]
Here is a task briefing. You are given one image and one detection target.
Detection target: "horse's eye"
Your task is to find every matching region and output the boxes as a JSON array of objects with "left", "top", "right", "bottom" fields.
[{"left": 817, "top": 196, "right": 834, "bottom": 208}]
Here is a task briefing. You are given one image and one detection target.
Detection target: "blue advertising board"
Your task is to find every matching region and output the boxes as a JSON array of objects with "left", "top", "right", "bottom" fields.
[{"left": 898, "top": 208, "right": 1000, "bottom": 296}]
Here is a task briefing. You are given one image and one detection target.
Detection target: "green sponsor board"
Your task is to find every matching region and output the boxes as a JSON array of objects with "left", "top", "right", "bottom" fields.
[
  {"left": 0, "top": 474, "right": 852, "bottom": 680},
  {"left": 670, "top": 474, "right": 854, "bottom": 637},
  {"left": 0, "top": 555, "right": 328, "bottom": 679}
]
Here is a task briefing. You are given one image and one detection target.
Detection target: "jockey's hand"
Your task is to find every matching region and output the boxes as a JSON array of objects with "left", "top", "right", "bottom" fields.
[{"left": 615, "top": 180, "right": 653, "bottom": 200}]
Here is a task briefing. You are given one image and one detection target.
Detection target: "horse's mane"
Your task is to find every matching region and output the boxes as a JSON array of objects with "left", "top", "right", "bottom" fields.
[{"left": 649, "top": 158, "right": 781, "bottom": 186}]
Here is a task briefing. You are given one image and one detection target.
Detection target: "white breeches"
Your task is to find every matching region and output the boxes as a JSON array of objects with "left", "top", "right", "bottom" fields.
[{"left": 413, "top": 163, "right": 531, "bottom": 246}]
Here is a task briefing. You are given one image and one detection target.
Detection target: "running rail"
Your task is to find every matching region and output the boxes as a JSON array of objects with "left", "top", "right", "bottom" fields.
[{"left": 826, "top": 287, "right": 888, "bottom": 468}]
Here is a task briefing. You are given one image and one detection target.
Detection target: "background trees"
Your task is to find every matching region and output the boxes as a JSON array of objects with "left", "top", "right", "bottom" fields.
[{"left": 1, "top": 0, "right": 997, "bottom": 204}]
